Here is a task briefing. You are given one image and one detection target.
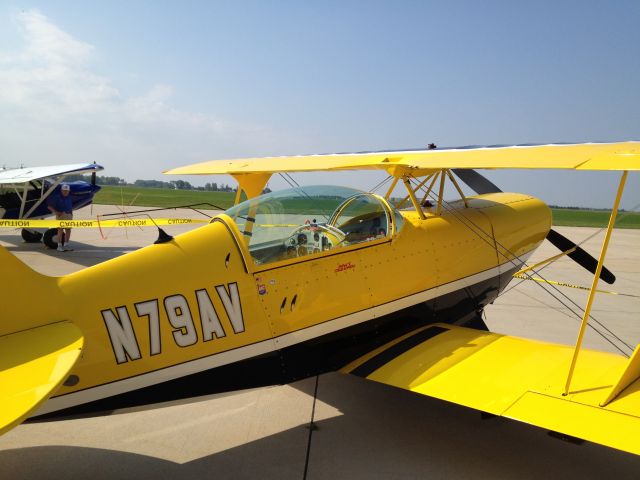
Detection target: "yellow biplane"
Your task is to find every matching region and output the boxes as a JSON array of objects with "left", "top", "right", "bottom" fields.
[{"left": 1, "top": 142, "right": 639, "bottom": 456}]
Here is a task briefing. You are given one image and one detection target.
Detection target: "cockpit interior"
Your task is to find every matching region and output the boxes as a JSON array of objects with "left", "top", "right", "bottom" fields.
[{"left": 223, "top": 185, "right": 403, "bottom": 265}]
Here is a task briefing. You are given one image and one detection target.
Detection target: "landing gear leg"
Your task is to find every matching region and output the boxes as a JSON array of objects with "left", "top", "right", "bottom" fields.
[{"left": 465, "top": 310, "right": 489, "bottom": 331}]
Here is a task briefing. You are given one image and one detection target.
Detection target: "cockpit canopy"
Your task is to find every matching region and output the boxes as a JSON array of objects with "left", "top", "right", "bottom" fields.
[{"left": 223, "top": 185, "right": 403, "bottom": 265}]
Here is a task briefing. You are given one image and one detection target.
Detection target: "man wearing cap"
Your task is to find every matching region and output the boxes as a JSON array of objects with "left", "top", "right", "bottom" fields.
[{"left": 47, "top": 184, "right": 74, "bottom": 252}]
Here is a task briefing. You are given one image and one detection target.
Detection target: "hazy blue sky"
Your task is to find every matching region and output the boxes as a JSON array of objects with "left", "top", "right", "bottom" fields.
[{"left": 1, "top": 1, "right": 638, "bottom": 208}]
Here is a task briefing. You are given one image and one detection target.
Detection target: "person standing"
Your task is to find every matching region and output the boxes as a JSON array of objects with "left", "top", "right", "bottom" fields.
[{"left": 47, "top": 184, "right": 73, "bottom": 252}]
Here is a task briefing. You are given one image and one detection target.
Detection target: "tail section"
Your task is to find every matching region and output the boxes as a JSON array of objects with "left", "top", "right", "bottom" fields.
[
  {"left": 0, "top": 245, "right": 65, "bottom": 336},
  {"left": 0, "top": 245, "right": 84, "bottom": 435}
]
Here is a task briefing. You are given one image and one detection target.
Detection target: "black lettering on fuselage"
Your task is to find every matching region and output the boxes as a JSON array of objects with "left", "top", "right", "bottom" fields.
[
  {"left": 135, "top": 299, "right": 161, "bottom": 356},
  {"left": 196, "top": 289, "right": 227, "bottom": 341},
  {"left": 215, "top": 282, "right": 245, "bottom": 334},
  {"left": 102, "top": 306, "right": 142, "bottom": 364},
  {"left": 164, "top": 294, "right": 198, "bottom": 347},
  {"left": 102, "top": 283, "right": 245, "bottom": 364}
]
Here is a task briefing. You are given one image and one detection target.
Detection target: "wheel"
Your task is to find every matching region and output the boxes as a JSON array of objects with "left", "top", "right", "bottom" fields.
[
  {"left": 21, "top": 229, "right": 43, "bottom": 243},
  {"left": 43, "top": 228, "right": 60, "bottom": 249}
]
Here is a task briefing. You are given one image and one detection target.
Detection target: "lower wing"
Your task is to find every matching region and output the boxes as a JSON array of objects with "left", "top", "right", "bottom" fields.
[{"left": 342, "top": 323, "right": 640, "bottom": 455}]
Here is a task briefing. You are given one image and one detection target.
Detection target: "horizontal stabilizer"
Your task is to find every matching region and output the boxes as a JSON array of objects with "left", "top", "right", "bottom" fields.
[
  {"left": 342, "top": 324, "right": 640, "bottom": 455},
  {"left": 0, "top": 321, "right": 83, "bottom": 436}
]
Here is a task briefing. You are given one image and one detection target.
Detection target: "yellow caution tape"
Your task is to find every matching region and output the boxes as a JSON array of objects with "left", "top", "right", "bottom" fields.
[
  {"left": 256, "top": 224, "right": 299, "bottom": 228},
  {"left": 0, "top": 218, "right": 300, "bottom": 229},
  {"left": 513, "top": 273, "right": 638, "bottom": 298},
  {"left": 0, "top": 218, "right": 210, "bottom": 229}
]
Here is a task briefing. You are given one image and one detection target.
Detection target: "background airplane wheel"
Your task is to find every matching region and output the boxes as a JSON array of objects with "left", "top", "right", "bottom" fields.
[
  {"left": 21, "top": 229, "right": 43, "bottom": 243},
  {"left": 43, "top": 228, "right": 60, "bottom": 249}
]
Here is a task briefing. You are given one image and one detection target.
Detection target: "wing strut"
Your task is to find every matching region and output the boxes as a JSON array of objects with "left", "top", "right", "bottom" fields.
[
  {"left": 22, "top": 176, "right": 65, "bottom": 219},
  {"left": 395, "top": 169, "right": 469, "bottom": 217},
  {"left": 445, "top": 170, "right": 468, "bottom": 208},
  {"left": 395, "top": 174, "right": 433, "bottom": 209},
  {"left": 564, "top": 171, "right": 628, "bottom": 395},
  {"left": 601, "top": 344, "right": 640, "bottom": 407},
  {"left": 435, "top": 170, "right": 448, "bottom": 215},
  {"left": 384, "top": 177, "right": 400, "bottom": 200},
  {"left": 419, "top": 173, "right": 440, "bottom": 205},
  {"left": 402, "top": 177, "right": 425, "bottom": 219}
]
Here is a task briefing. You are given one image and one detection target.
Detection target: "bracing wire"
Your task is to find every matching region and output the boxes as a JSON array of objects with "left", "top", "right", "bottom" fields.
[
  {"left": 410, "top": 176, "right": 633, "bottom": 356},
  {"left": 369, "top": 175, "right": 393, "bottom": 194},
  {"left": 435, "top": 196, "right": 633, "bottom": 355},
  {"left": 279, "top": 172, "right": 297, "bottom": 189},
  {"left": 502, "top": 201, "right": 640, "bottom": 296},
  {"left": 278, "top": 173, "right": 330, "bottom": 222}
]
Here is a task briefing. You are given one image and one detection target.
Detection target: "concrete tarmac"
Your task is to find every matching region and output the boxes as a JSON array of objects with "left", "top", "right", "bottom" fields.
[{"left": 1, "top": 205, "right": 639, "bottom": 479}]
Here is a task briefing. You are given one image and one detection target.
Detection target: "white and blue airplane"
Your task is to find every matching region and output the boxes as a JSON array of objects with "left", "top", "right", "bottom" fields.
[{"left": 0, "top": 163, "right": 104, "bottom": 247}]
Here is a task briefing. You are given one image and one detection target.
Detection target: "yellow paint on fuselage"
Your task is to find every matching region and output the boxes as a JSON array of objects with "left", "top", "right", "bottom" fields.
[
  {"left": 55, "top": 220, "right": 273, "bottom": 396},
  {"left": 1, "top": 192, "right": 551, "bottom": 411}
]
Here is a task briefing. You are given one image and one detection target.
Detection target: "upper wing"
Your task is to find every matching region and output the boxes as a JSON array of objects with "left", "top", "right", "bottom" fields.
[
  {"left": 0, "top": 163, "right": 104, "bottom": 184},
  {"left": 0, "top": 321, "right": 84, "bottom": 435},
  {"left": 342, "top": 323, "right": 640, "bottom": 455},
  {"left": 165, "top": 142, "right": 640, "bottom": 176}
]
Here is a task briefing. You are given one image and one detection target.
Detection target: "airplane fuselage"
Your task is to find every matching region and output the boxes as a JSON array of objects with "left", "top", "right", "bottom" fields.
[
  {"left": 0, "top": 181, "right": 100, "bottom": 219},
  {"left": 5, "top": 191, "right": 550, "bottom": 415}
]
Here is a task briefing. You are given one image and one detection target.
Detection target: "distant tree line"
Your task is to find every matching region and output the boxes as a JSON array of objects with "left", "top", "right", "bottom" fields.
[
  {"left": 548, "top": 204, "right": 626, "bottom": 211},
  {"left": 62, "top": 174, "right": 271, "bottom": 193},
  {"left": 133, "top": 180, "right": 240, "bottom": 191},
  {"left": 63, "top": 174, "right": 126, "bottom": 185}
]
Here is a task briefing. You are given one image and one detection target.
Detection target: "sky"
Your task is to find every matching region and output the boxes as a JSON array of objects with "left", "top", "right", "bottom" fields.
[{"left": 0, "top": 1, "right": 638, "bottom": 208}]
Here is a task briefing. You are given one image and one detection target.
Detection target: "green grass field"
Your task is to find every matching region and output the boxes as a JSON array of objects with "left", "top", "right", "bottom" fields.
[
  {"left": 94, "top": 187, "right": 370, "bottom": 216},
  {"left": 93, "top": 186, "right": 640, "bottom": 228},
  {"left": 94, "top": 186, "right": 237, "bottom": 209},
  {"left": 551, "top": 208, "right": 640, "bottom": 229}
]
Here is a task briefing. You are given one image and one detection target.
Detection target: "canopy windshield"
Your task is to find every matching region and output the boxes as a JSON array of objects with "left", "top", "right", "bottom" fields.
[{"left": 224, "top": 185, "right": 401, "bottom": 265}]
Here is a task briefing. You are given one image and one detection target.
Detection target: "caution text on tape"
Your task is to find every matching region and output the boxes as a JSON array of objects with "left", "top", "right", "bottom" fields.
[{"left": 0, "top": 218, "right": 210, "bottom": 228}]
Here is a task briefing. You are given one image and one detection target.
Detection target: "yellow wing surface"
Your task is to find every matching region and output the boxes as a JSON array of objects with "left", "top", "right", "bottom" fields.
[
  {"left": 165, "top": 141, "right": 640, "bottom": 176},
  {"left": 342, "top": 324, "right": 640, "bottom": 455},
  {"left": 0, "top": 321, "right": 84, "bottom": 435}
]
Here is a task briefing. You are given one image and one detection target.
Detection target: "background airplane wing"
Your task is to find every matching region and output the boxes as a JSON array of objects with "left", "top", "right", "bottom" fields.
[
  {"left": 341, "top": 323, "right": 640, "bottom": 455},
  {"left": 165, "top": 141, "right": 640, "bottom": 176},
  {"left": 0, "top": 163, "right": 103, "bottom": 184},
  {"left": 0, "top": 321, "right": 84, "bottom": 435}
]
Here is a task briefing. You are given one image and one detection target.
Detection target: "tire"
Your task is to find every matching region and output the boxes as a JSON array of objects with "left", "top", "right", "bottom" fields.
[
  {"left": 21, "top": 229, "right": 43, "bottom": 243},
  {"left": 43, "top": 228, "right": 61, "bottom": 249}
]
